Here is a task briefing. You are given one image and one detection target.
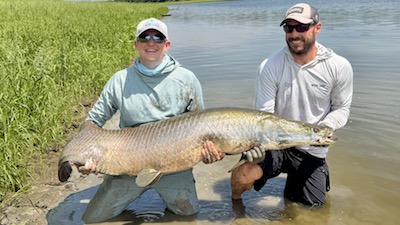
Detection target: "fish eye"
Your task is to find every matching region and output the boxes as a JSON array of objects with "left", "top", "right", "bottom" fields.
[{"left": 313, "top": 127, "right": 320, "bottom": 133}]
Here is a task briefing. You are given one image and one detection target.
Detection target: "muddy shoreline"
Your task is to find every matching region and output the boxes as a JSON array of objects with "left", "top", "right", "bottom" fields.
[
  {"left": 0, "top": 150, "right": 80, "bottom": 225},
  {"left": 0, "top": 113, "right": 116, "bottom": 225}
]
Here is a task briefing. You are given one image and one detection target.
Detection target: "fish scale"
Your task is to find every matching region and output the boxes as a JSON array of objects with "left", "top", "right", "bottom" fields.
[{"left": 58, "top": 107, "right": 335, "bottom": 187}]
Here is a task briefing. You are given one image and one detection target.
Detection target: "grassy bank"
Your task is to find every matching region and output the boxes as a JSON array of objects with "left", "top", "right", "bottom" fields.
[{"left": 0, "top": 0, "right": 170, "bottom": 202}]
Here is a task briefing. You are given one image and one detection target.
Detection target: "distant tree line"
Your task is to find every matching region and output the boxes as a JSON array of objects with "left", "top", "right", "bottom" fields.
[{"left": 114, "top": 0, "right": 182, "bottom": 2}]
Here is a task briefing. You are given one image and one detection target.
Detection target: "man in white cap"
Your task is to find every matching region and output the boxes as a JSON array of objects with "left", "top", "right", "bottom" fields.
[
  {"left": 230, "top": 3, "right": 353, "bottom": 207},
  {"left": 79, "top": 18, "right": 224, "bottom": 223}
]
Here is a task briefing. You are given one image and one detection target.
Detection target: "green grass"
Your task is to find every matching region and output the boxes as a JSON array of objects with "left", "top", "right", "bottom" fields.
[{"left": 0, "top": 0, "right": 169, "bottom": 202}]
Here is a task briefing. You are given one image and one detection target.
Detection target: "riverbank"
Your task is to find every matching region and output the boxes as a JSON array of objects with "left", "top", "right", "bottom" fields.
[
  {"left": 0, "top": 0, "right": 166, "bottom": 223},
  {"left": 0, "top": 0, "right": 219, "bottom": 224}
]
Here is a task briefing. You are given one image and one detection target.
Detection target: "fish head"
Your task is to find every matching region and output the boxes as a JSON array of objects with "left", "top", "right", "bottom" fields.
[
  {"left": 257, "top": 116, "right": 337, "bottom": 149},
  {"left": 307, "top": 124, "right": 337, "bottom": 147}
]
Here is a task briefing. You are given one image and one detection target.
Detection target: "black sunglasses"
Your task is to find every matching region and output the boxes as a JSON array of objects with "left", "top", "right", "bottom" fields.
[
  {"left": 283, "top": 23, "right": 314, "bottom": 33},
  {"left": 137, "top": 34, "right": 165, "bottom": 44}
]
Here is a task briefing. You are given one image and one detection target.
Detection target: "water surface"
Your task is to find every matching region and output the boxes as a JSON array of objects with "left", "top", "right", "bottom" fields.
[{"left": 165, "top": 1, "right": 400, "bottom": 224}]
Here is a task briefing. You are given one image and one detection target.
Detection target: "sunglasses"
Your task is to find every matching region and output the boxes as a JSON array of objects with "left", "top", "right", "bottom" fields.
[
  {"left": 137, "top": 34, "right": 165, "bottom": 44},
  {"left": 283, "top": 23, "right": 314, "bottom": 33}
]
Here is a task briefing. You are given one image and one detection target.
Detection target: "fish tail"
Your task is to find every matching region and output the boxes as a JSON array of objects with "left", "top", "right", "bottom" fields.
[{"left": 58, "top": 161, "right": 72, "bottom": 182}]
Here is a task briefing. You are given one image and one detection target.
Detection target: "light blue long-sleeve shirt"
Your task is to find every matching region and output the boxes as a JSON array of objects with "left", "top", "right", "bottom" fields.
[{"left": 86, "top": 54, "right": 204, "bottom": 128}]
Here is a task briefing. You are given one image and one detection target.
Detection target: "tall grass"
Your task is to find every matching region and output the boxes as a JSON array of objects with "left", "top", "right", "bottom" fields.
[{"left": 0, "top": 0, "right": 168, "bottom": 202}]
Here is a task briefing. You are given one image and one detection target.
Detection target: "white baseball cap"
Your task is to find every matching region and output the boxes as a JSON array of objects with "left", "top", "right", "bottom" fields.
[
  {"left": 280, "top": 3, "right": 319, "bottom": 26},
  {"left": 135, "top": 18, "right": 169, "bottom": 39}
]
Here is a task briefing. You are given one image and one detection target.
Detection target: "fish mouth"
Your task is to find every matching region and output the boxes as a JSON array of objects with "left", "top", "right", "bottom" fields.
[
  {"left": 311, "top": 133, "right": 338, "bottom": 147},
  {"left": 324, "top": 129, "right": 338, "bottom": 142},
  {"left": 310, "top": 129, "right": 338, "bottom": 147},
  {"left": 328, "top": 135, "right": 338, "bottom": 142}
]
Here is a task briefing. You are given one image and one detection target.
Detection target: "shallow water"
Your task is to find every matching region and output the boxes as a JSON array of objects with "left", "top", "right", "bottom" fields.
[{"left": 47, "top": 0, "right": 400, "bottom": 224}]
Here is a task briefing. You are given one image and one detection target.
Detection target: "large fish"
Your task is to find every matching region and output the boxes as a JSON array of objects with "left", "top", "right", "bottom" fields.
[{"left": 58, "top": 107, "right": 335, "bottom": 187}]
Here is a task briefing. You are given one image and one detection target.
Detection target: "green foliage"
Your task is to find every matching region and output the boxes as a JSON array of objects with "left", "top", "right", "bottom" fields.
[
  {"left": 114, "top": 0, "right": 220, "bottom": 4},
  {"left": 115, "top": 0, "right": 168, "bottom": 2},
  {"left": 0, "top": 0, "right": 168, "bottom": 201}
]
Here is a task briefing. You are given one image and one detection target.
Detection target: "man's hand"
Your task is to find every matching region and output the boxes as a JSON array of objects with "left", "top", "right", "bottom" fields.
[
  {"left": 202, "top": 140, "right": 226, "bottom": 164},
  {"left": 228, "top": 147, "right": 266, "bottom": 172},
  {"left": 243, "top": 147, "right": 265, "bottom": 164},
  {"left": 73, "top": 157, "right": 99, "bottom": 175}
]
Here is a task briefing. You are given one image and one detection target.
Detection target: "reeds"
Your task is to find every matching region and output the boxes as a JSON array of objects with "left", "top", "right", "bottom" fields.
[{"left": 0, "top": 0, "right": 168, "bottom": 201}]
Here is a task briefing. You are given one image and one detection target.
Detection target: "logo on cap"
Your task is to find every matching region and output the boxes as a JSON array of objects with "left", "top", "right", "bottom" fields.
[
  {"left": 144, "top": 19, "right": 160, "bottom": 29},
  {"left": 287, "top": 6, "right": 304, "bottom": 16},
  {"left": 280, "top": 3, "right": 319, "bottom": 26}
]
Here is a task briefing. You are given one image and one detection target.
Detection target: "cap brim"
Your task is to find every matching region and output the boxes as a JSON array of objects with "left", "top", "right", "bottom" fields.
[
  {"left": 280, "top": 16, "right": 314, "bottom": 26},
  {"left": 136, "top": 27, "right": 168, "bottom": 39}
]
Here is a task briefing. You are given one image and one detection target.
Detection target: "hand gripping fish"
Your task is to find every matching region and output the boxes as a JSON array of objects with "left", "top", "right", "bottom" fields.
[{"left": 58, "top": 107, "right": 336, "bottom": 187}]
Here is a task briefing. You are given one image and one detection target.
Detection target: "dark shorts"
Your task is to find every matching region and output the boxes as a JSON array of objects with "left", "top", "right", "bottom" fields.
[{"left": 254, "top": 147, "right": 330, "bottom": 207}]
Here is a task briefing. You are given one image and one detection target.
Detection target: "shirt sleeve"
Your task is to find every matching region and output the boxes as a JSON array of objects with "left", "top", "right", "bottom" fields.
[
  {"left": 255, "top": 58, "right": 276, "bottom": 113},
  {"left": 186, "top": 72, "right": 205, "bottom": 112},
  {"left": 85, "top": 76, "right": 119, "bottom": 127},
  {"left": 318, "top": 57, "right": 353, "bottom": 130}
]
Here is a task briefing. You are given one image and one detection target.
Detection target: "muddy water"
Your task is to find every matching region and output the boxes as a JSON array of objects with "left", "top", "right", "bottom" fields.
[{"left": 47, "top": 0, "right": 400, "bottom": 224}]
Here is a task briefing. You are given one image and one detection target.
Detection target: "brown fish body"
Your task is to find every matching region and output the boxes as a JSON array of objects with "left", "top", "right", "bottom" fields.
[{"left": 58, "top": 108, "right": 335, "bottom": 184}]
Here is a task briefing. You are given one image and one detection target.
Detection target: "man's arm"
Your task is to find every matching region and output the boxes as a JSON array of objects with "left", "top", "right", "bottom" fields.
[
  {"left": 255, "top": 58, "right": 277, "bottom": 112},
  {"left": 319, "top": 58, "right": 353, "bottom": 130},
  {"left": 86, "top": 75, "right": 119, "bottom": 127}
]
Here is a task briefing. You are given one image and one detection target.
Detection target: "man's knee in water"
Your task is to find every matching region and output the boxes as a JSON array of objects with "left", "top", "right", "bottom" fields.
[
  {"left": 162, "top": 186, "right": 200, "bottom": 216},
  {"left": 230, "top": 163, "right": 263, "bottom": 199},
  {"left": 167, "top": 198, "right": 199, "bottom": 216},
  {"left": 231, "top": 163, "right": 263, "bottom": 185}
]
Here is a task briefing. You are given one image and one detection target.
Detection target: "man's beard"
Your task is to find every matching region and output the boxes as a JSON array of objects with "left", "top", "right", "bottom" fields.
[{"left": 287, "top": 35, "right": 315, "bottom": 56}]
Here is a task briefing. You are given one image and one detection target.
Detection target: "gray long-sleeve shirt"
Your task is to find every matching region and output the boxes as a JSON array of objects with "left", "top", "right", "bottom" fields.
[{"left": 256, "top": 43, "right": 353, "bottom": 158}]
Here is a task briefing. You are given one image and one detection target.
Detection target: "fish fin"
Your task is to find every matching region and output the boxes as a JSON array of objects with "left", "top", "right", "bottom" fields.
[
  {"left": 136, "top": 169, "right": 162, "bottom": 187},
  {"left": 228, "top": 158, "right": 248, "bottom": 173},
  {"left": 58, "top": 161, "right": 72, "bottom": 182}
]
